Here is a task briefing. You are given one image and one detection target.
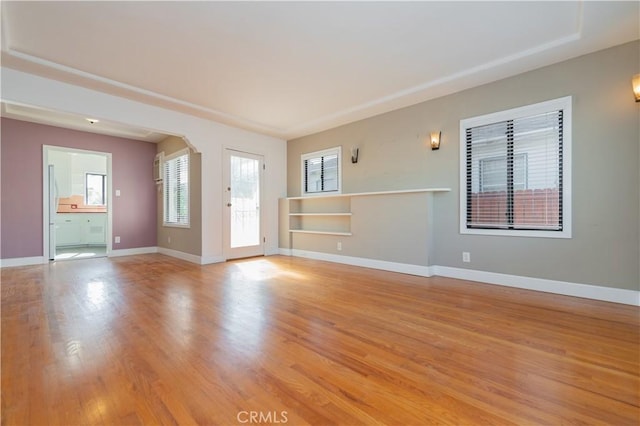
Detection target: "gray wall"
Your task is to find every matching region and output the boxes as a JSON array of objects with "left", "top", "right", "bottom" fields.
[
  {"left": 157, "top": 136, "right": 202, "bottom": 256},
  {"left": 287, "top": 41, "right": 639, "bottom": 291}
]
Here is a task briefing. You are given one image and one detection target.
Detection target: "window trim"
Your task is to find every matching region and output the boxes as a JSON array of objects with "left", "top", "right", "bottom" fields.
[
  {"left": 459, "top": 96, "right": 572, "bottom": 239},
  {"left": 300, "top": 146, "right": 342, "bottom": 197},
  {"left": 85, "top": 172, "right": 107, "bottom": 206},
  {"left": 163, "top": 148, "right": 190, "bottom": 228}
]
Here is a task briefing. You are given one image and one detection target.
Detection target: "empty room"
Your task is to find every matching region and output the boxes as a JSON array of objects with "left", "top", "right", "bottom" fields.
[{"left": 1, "top": 2, "right": 639, "bottom": 425}]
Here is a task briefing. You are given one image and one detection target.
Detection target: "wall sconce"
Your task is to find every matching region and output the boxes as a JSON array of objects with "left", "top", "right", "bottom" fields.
[
  {"left": 633, "top": 74, "right": 640, "bottom": 102},
  {"left": 351, "top": 146, "right": 359, "bottom": 163},
  {"left": 430, "top": 131, "right": 441, "bottom": 150}
]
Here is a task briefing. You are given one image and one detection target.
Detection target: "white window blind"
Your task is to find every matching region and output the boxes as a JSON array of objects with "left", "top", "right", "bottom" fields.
[
  {"left": 479, "top": 153, "right": 527, "bottom": 193},
  {"left": 461, "top": 97, "right": 571, "bottom": 237},
  {"left": 301, "top": 147, "right": 341, "bottom": 195},
  {"left": 163, "top": 150, "right": 189, "bottom": 226}
]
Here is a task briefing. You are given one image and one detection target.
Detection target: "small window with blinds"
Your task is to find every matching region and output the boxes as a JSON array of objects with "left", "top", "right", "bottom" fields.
[
  {"left": 460, "top": 97, "right": 572, "bottom": 238},
  {"left": 301, "top": 147, "right": 341, "bottom": 196},
  {"left": 163, "top": 148, "right": 190, "bottom": 227}
]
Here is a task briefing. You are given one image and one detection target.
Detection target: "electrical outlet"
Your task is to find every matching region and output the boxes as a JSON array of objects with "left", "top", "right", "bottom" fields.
[
  {"left": 337, "top": 241, "right": 342, "bottom": 251},
  {"left": 115, "top": 236, "right": 121, "bottom": 244},
  {"left": 462, "top": 252, "right": 471, "bottom": 263},
  {"left": 168, "top": 236, "right": 171, "bottom": 244}
]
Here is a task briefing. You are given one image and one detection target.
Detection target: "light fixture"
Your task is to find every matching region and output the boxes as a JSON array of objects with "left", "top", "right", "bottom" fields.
[
  {"left": 351, "top": 146, "right": 359, "bottom": 163},
  {"left": 633, "top": 74, "right": 640, "bottom": 102},
  {"left": 86, "top": 118, "right": 99, "bottom": 124},
  {"left": 430, "top": 131, "right": 441, "bottom": 150}
]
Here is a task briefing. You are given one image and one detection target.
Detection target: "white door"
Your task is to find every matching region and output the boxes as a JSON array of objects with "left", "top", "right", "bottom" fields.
[
  {"left": 223, "top": 150, "right": 264, "bottom": 259},
  {"left": 47, "top": 164, "right": 57, "bottom": 260}
]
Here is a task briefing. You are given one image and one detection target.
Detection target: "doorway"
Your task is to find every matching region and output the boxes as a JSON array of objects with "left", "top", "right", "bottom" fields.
[
  {"left": 43, "top": 146, "right": 112, "bottom": 261},
  {"left": 223, "top": 149, "right": 264, "bottom": 259}
]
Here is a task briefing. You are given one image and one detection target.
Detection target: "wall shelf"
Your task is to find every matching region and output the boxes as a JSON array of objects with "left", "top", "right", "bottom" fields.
[
  {"left": 289, "top": 230, "right": 353, "bottom": 236},
  {"left": 281, "top": 188, "right": 450, "bottom": 239},
  {"left": 289, "top": 213, "right": 352, "bottom": 216},
  {"left": 286, "top": 188, "right": 451, "bottom": 200}
]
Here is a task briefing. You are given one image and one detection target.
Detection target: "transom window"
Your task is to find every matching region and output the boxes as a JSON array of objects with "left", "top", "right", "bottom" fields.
[
  {"left": 460, "top": 97, "right": 572, "bottom": 238},
  {"left": 301, "top": 147, "right": 341, "bottom": 196}
]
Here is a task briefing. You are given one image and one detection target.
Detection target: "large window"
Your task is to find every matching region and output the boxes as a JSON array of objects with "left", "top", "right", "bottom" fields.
[
  {"left": 301, "top": 147, "right": 341, "bottom": 196},
  {"left": 460, "top": 97, "right": 571, "bottom": 238},
  {"left": 163, "top": 149, "right": 190, "bottom": 227},
  {"left": 85, "top": 173, "right": 107, "bottom": 206}
]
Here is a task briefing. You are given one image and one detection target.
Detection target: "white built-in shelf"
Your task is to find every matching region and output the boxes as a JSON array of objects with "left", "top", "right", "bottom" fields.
[
  {"left": 286, "top": 188, "right": 451, "bottom": 200},
  {"left": 289, "top": 212, "right": 352, "bottom": 217},
  {"left": 284, "top": 187, "right": 450, "bottom": 237},
  {"left": 289, "top": 230, "right": 353, "bottom": 236}
]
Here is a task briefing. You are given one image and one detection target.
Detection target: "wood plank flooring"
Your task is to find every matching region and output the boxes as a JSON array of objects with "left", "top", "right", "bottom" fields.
[{"left": 1, "top": 254, "right": 638, "bottom": 425}]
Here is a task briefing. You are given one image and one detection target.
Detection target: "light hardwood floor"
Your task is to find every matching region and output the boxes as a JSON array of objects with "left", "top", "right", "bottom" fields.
[{"left": 1, "top": 254, "right": 638, "bottom": 425}]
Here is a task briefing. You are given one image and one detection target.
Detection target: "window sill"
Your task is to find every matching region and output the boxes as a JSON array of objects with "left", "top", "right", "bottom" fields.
[
  {"left": 163, "top": 223, "right": 191, "bottom": 229},
  {"left": 460, "top": 227, "right": 571, "bottom": 239}
]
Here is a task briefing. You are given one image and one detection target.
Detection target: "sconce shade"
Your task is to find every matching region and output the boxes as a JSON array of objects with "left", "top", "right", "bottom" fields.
[
  {"left": 430, "top": 132, "right": 441, "bottom": 150},
  {"left": 633, "top": 74, "right": 640, "bottom": 102},
  {"left": 351, "top": 147, "right": 359, "bottom": 163}
]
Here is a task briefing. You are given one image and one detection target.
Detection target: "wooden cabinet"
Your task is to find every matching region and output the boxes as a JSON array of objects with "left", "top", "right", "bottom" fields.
[{"left": 55, "top": 213, "right": 107, "bottom": 247}]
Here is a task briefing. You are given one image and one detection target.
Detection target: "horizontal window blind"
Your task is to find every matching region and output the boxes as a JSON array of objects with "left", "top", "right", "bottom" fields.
[
  {"left": 466, "top": 109, "right": 563, "bottom": 231},
  {"left": 164, "top": 152, "right": 189, "bottom": 225},
  {"left": 304, "top": 152, "right": 338, "bottom": 194}
]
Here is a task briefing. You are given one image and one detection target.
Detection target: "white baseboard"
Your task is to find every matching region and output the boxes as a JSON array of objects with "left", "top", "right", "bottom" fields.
[
  {"left": 109, "top": 247, "right": 158, "bottom": 257},
  {"left": 279, "top": 249, "right": 639, "bottom": 306},
  {"left": 157, "top": 247, "right": 224, "bottom": 265},
  {"left": 157, "top": 247, "right": 202, "bottom": 264},
  {"left": 200, "top": 254, "right": 226, "bottom": 265},
  {"left": 1, "top": 247, "right": 223, "bottom": 267},
  {"left": 434, "top": 266, "right": 640, "bottom": 306},
  {"left": 2, "top": 247, "right": 159, "bottom": 267},
  {"left": 264, "top": 247, "right": 281, "bottom": 256},
  {"left": 0, "top": 256, "right": 46, "bottom": 268},
  {"left": 287, "top": 249, "right": 434, "bottom": 277}
]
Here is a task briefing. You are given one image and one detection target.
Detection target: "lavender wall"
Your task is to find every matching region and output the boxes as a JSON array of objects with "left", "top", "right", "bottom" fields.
[{"left": 1, "top": 118, "right": 157, "bottom": 258}]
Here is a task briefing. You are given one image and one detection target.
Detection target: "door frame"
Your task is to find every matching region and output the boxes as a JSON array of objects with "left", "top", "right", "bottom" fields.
[
  {"left": 222, "top": 148, "right": 265, "bottom": 260},
  {"left": 42, "top": 145, "right": 113, "bottom": 261}
]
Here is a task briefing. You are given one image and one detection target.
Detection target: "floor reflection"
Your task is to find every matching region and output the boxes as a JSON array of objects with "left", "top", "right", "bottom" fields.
[
  {"left": 87, "top": 280, "right": 106, "bottom": 309},
  {"left": 221, "top": 264, "right": 275, "bottom": 357},
  {"left": 165, "top": 286, "right": 193, "bottom": 348},
  {"left": 233, "top": 258, "right": 307, "bottom": 281}
]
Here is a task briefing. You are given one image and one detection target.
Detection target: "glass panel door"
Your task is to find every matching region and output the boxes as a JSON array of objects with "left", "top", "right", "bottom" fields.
[{"left": 224, "top": 150, "right": 264, "bottom": 259}]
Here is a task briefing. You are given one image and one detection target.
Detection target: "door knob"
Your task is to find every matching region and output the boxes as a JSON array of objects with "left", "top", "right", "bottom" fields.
[{"left": 227, "top": 203, "right": 232, "bottom": 207}]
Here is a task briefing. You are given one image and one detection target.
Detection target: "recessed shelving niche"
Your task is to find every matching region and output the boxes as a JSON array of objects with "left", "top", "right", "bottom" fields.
[
  {"left": 288, "top": 195, "right": 352, "bottom": 235},
  {"left": 281, "top": 188, "right": 450, "bottom": 238}
]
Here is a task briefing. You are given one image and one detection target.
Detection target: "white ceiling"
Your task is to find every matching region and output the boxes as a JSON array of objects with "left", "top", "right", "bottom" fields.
[{"left": 1, "top": 1, "right": 638, "bottom": 140}]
